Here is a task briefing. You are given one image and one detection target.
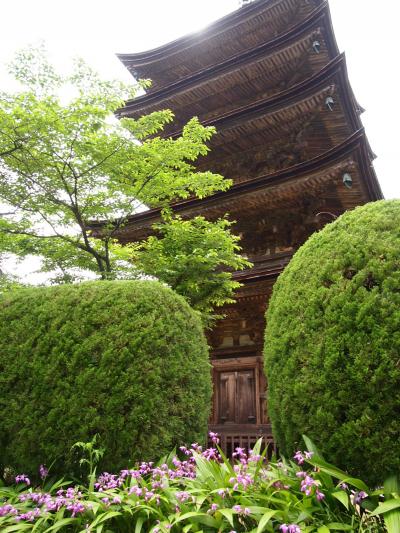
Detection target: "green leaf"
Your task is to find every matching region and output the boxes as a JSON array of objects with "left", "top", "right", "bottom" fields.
[
  {"left": 302, "top": 436, "right": 334, "bottom": 490},
  {"left": 218, "top": 509, "right": 234, "bottom": 527},
  {"left": 317, "top": 527, "right": 330, "bottom": 533},
  {"left": 2, "top": 524, "right": 33, "bottom": 533},
  {"left": 380, "top": 478, "right": 400, "bottom": 533},
  {"left": 297, "top": 510, "right": 314, "bottom": 522},
  {"left": 246, "top": 506, "right": 275, "bottom": 516},
  {"left": 173, "top": 512, "right": 218, "bottom": 528},
  {"left": 256, "top": 510, "right": 277, "bottom": 532},
  {"left": 384, "top": 509, "right": 400, "bottom": 533},
  {"left": 384, "top": 475, "right": 400, "bottom": 496},
  {"left": 32, "top": 517, "right": 51, "bottom": 532},
  {"left": 95, "top": 511, "right": 122, "bottom": 526},
  {"left": 331, "top": 491, "right": 349, "bottom": 510},
  {"left": 134, "top": 515, "right": 145, "bottom": 533},
  {"left": 302, "top": 435, "right": 325, "bottom": 460},
  {"left": 308, "top": 457, "right": 369, "bottom": 492},
  {"left": 44, "top": 518, "right": 79, "bottom": 532},
  {"left": 370, "top": 499, "right": 400, "bottom": 516},
  {"left": 326, "top": 524, "right": 353, "bottom": 531},
  {"left": 251, "top": 438, "right": 263, "bottom": 458}
]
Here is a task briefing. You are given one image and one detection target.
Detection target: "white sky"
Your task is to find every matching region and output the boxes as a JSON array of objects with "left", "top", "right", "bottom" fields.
[{"left": 1, "top": 0, "right": 399, "bottom": 199}]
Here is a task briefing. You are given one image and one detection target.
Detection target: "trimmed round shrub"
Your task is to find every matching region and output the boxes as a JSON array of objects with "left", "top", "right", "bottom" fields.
[
  {"left": 0, "top": 280, "right": 211, "bottom": 476},
  {"left": 264, "top": 200, "right": 400, "bottom": 485}
]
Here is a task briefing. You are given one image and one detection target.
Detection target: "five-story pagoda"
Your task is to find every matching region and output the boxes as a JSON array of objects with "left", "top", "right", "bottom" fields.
[{"left": 115, "top": 0, "right": 382, "bottom": 455}]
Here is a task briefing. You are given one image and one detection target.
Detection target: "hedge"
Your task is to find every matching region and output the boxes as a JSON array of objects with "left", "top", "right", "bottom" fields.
[
  {"left": 0, "top": 280, "right": 211, "bottom": 476},
  {"left": 264, "top": 200, "right": 400, "bottom": 485}
]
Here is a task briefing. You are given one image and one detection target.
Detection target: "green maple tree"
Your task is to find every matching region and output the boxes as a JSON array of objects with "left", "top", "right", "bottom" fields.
[{"left": 0, "top": 46, "right": 250, "bottom": 321}]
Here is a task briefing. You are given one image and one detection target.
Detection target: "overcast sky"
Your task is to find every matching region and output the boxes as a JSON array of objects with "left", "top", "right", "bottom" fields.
[{"left": 1, "top": 0, "right": 399, "bottom": 202}]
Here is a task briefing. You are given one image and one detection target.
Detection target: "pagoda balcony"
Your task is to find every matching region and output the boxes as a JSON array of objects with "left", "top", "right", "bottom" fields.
[{"left": 208, "top": 424, "right": 275, "bottom": 457}]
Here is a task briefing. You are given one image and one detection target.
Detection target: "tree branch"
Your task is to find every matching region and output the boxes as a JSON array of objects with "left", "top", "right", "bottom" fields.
[
  {"left": 0, "top": 228, "right": 60, "bottom": 239},
  {"left": 0, "top": 143, "right": 23, "bottom": 158}
]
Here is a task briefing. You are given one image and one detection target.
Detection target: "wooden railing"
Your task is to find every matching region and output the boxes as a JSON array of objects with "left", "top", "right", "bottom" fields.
[{"left": 208, "top": 424, "right": 275, "bottom": 457}]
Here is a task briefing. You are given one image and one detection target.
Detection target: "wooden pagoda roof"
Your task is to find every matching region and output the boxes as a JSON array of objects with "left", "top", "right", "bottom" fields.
[
  {"left": 118, "top": 55, "right": 367, "bottom": 188},
  {"left": 118, "top": 0, "right": 325, "bottom": 91},
  {"left": 106, "top": 0, "right": 383, "bottom": 261},
  {"left": 116, "top": 1, "right": 368, "bottom": 188},
  {"left": 192, "top": 54, "right": 363, "bottom": 183},
  {"left": 119, "top": 2, "right": 338, "bottom": 124},
  {"left": 90, "top": 129, "right": 381, "bottom": 243},
  {"left": 166, "top": 54, "right": 361, "bottom": 137}
]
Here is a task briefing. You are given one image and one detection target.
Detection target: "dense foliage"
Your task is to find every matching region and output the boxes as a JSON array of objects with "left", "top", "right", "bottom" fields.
[
  {"left": 0, "top": 280, "right": 211, "bottom": 476},
  {"left": 128, "top": 215, "right": 251, "bottom": 323},
  {"left": 0, "top": 46, "right": 249, "bottom": 320},
  {"left": 1, "top": 434, "right": 398, "bottom": 532},
  {"left": 264, "top": 200, "right": 400, "bottom": 486},
  {"left": 0, "top": 266, "right": 21, "bottom": 293}
]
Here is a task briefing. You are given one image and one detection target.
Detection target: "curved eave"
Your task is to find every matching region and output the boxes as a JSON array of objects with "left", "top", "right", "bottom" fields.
[
  {"left": 117, "top": 0, "right": 301, "bottom": 64},
  {"left": 162, "top": 54, "right": 362, "bottom": 138},
  {"left": 118, "top": 0, "right": 326, "bottom": 89},
  {"left": 119, "top": 2, "right": 338, "bottom": 115},
  {"left": 89, "top": 130, "right": 382, "bottom": 236},
  {"left": 233, "top": 261, "right": 291, "bottom": 283}
]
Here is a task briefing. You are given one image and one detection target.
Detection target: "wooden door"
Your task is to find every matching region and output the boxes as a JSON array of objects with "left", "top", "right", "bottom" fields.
[{"left": 218, "top": 369, "right": 256, "bottom": 424}]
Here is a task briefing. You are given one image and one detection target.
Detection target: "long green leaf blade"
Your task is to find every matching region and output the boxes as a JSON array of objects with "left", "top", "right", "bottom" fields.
[{"left": 256, "top": 510, "right": 277, "bottom": 532}]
